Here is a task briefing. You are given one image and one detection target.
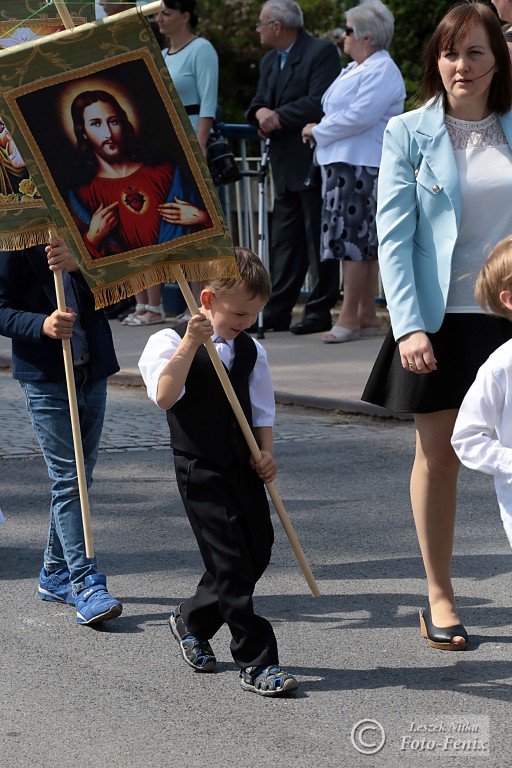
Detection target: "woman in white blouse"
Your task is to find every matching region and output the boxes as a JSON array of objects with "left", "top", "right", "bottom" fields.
[
  {"left": 302, "top": 0, "right": 405, "bottom": 343},
  {"left": 363, "top": 3, "right": 512, "bottom": 651}
]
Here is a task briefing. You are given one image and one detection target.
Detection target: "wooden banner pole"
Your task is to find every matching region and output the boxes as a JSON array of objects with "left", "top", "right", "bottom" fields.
[
  {"left": 53, "top": 266, "right": 95, "bottom": 557},
  {"left": 176, "top": 271, "right": 320, "bottom": 597},
  {"left": 51, "top": 2, "right": 94, "bottom": 558},
  {"left": 53, "top": 0, "right": 75, "bottom": 29},
  {"left": 140, "top": 1, "right": 165, "bottom": 16}
]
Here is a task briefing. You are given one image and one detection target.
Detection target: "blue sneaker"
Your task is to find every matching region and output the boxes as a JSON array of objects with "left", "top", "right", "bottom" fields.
[
  {"left": 38, "top": 567, "right": 75, "bottom": 605},
  {"left": 75, "top": 573, "right": 122, "bottom": 625}
]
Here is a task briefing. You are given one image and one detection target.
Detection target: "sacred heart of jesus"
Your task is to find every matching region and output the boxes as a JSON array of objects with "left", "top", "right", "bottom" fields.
[{"left": 123, "top": 186, "right": 146, "bottom": 213}]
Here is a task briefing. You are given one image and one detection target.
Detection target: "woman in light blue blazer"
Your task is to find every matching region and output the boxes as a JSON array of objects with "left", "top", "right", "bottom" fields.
[{"left": 363, "top": 2, "right": 512, "bottom": 651}]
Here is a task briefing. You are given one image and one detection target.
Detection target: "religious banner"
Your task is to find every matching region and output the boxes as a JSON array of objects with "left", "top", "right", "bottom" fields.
[
  {"left": 0, "top": 1, "right": 94, "bottom": 49},
  {"left": 0, "top": 1, "right": 95, "bottom": 250},
  {"left": 0, "top": 7, "right": 236, "bottom": 305}
]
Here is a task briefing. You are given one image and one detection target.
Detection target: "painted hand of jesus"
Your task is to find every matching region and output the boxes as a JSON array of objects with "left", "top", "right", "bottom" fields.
[
  {"left": 158, "top": 197, "right": 209, "bottom": 227},
  {"left": 87, "top": 202, "right": 119, "bottom": 247}
]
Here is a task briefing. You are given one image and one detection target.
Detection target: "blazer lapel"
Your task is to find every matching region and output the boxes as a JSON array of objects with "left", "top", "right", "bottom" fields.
[
  {"left": 274, "top": 31, "right": 307, "bottom": 104},
  {"left": 499, "top": 111, "right": 512, "bottom": 148},
  {"left": 266, "top": 52, "right": 281, "bottom": 107},
  {"left": 413, "top": 100, "right": 460, "bottom": 222}
]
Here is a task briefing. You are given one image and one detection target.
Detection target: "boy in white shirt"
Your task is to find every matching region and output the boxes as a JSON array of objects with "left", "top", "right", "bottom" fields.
[
  {"left": 451, "top": 235, "right": 512, "bottom": 548},
  {"left": 138, "top": 246, "right": 298, "bottom": 697}
]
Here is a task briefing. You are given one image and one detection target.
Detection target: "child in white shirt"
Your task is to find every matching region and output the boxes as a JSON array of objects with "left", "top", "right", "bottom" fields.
[
  {"left": 451, "top": 235, "right": 512, "bottom": 548},
  {"left": 138, "top": 246, "right": 299, "bottom": 697}
]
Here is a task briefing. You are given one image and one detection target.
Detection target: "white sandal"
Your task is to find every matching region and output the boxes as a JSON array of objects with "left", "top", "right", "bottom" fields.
[
  {"left": 139, "top": 304, "right": 166, "bottom": 325},
  {"left": 321, "top": 326, "right": 360, "bottom": 343},
  {"left": 121, "top": 303, "right": 148, "bottom": 325}
]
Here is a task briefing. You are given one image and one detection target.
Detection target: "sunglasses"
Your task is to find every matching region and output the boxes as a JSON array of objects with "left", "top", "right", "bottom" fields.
[{"left": 344, "top": 26, "right": 354, "bottom": 36}]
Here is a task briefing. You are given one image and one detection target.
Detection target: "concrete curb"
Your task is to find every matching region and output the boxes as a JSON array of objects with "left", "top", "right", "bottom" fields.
[
  {"left": 1, "top": 354, "right": 410, "bottom": 420},
  {"left": 273, "top": 390, "right": 411, "bottom": 419}
]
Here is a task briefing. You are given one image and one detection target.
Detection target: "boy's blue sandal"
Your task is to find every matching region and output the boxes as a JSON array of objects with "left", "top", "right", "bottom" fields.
[
  {"left": 239, "top": 665, "right": 299, "bottom": 697},
  {"left": 38, "top": 567, "right": 75, "bottom": 605},
  {"left": 75, "top": 573, "right": 123, "bottom": 625},
  {"left": 169, "top": 606, "right": 216, "bottom": 672}
]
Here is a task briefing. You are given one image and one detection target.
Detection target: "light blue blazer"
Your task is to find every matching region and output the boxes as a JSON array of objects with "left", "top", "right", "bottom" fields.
[{"left": 377, "top": 99, "right": 512, "bottom": 341}]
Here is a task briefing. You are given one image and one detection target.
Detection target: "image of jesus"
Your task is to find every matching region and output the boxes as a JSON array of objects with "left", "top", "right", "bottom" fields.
[{"left": 68, "top": 90, "right": 211, "bottom": 258}]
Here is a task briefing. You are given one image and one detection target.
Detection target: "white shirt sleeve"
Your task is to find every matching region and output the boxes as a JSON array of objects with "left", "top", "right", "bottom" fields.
[
  {"left": 138, "top": 329, "right": 182, "bottom": 407},
  {"left": 138, "top": 330, "right": 275, "bottom": 426},
  {"left": 451, "top": 361, "right": 512, "bottom": 479},
  {"left": 250, "top": 339, "right": 275, "bottom": 427}
]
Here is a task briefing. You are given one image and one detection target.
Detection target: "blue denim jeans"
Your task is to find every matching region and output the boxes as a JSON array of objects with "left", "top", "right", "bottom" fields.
[{"left": 20, "top": 367, "right": 107, "bottom": 593}]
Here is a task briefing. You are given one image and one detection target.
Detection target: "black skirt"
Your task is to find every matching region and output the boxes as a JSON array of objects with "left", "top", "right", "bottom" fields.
[{"left": 362, "top": 313, "right": 512, "bottom": 414}]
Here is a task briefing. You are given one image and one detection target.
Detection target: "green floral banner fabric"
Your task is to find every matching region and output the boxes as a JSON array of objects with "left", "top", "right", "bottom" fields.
[
  {"left": 0, "top": 8, "right": 236, "bottom": 306},
  {"left": 0, "top": 2, "right": 95, "bottom": 250}
]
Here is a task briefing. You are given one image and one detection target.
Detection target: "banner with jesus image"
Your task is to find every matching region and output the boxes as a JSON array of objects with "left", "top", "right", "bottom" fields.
[
  {"left": 1, "top": 9, "right": 236, "bottom": 306},
  {"left": 0, "top": 1, "right": 94, "bottom": 249}
]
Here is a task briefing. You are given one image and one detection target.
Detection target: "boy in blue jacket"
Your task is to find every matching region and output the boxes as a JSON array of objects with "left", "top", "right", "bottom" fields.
[{"left": 0, "top": 238, "right": 122, "bottom": 624}]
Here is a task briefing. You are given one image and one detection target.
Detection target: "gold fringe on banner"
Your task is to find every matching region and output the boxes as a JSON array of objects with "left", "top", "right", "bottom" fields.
[
  {"left": 92, "top": 256, "right": 240, "bottom": 309},
  {"left": 0, "top": 224, "right": 60, "bottom": 252}
]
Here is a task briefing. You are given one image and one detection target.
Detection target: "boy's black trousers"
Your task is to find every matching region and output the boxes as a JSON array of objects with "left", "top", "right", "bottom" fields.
[{"left": 174, "top": 454, "right": 279, "bottom": 670}]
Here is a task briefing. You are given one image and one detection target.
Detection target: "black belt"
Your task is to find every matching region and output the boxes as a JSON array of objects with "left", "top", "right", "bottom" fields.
[{"left": 185, "top": 104, "right": 200, "bottom": 116}]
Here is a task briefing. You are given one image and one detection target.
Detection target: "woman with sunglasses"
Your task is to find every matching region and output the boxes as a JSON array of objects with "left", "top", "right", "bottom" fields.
[{"left": 301, "top": 0, "right": 405, "bottom": 343}]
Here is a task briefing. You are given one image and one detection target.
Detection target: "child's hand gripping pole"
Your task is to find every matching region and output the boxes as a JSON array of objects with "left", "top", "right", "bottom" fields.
[{"left": 176, "top": 270, "right": 320, "bottom": 597}]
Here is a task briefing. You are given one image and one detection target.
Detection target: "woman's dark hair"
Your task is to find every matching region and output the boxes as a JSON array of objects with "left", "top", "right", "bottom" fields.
[
  {"left": 420, "top": 1, "right": 512, "bottom": 114},
  {"left": 163, "top": 0, "right": 199, "bottom": 29}
]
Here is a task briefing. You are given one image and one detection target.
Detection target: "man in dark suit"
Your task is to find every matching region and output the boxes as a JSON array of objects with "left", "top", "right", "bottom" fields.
[{"left": 247, "top": 0, "right": 340, "bottom": 334}]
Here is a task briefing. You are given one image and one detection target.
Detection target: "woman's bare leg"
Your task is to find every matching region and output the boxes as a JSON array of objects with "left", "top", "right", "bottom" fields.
[
  {"left": 412, "top": 409, "right": 465, "bottom": 644},
  {"left": 334, "top": 260, "right": 366, "bottom": 330}
]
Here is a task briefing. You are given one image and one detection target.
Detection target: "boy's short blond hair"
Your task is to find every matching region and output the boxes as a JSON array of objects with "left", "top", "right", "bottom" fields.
[
  {"left": 476, "top": 236, "right": 512, "bottom": 320},
  {"left": 203, "top": 247, "right": 271, "bottom": 303}
]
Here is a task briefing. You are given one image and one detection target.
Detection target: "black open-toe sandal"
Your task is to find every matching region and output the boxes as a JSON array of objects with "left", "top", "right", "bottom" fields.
[{"left": 419, "top": 603, "right": 468, "bottom": 651}]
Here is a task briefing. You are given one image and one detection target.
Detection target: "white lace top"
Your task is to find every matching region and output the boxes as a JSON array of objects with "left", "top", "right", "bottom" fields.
[{"left": 445, "top": 113, "right": 512, "bottom": 312}]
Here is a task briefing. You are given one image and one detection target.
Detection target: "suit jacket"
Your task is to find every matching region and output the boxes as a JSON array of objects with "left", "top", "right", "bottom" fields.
[
  {"left": 0, "top": 245, "right": 119, "bottom": 382},
  {"left": 376, "top": 100, "right": 512, "bottom": 340},
  {"left": 247, "top": 29, "right": 340, "bottom": 194}
]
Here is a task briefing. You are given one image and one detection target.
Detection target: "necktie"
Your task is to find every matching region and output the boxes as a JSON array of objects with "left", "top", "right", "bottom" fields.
[{"left": 213, "top": 336, "right": 232, "bottom": 369}]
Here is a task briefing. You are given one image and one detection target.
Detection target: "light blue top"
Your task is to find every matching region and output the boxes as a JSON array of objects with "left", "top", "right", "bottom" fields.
[
  {"left": 376, "top": 100, "right": 512, "bottom": 340},
  {"left": 163, "top": 37, "right": 218, "bottom": 134}
]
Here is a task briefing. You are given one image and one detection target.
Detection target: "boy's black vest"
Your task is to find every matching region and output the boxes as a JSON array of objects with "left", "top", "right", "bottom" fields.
[{"left": 167, "top": 324, "right": 258, "bottom": 468}]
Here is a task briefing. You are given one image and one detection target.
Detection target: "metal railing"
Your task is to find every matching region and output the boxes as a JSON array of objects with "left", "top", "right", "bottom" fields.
[
  {"left": 216, "top": 122, "right": 385, "bottom": 305},
  {"left": 217, "top": 123, "right": 272, "bottom": 254}
]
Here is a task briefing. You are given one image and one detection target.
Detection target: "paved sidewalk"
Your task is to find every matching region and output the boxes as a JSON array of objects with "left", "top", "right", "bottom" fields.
[{"left": 0, "top": 316, "right": 401, "bottom": 418}]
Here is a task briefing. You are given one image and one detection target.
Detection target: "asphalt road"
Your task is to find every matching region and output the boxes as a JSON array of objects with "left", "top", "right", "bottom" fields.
[{"left": 1, "top": 373, "right": 511, "bottom": 768}]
